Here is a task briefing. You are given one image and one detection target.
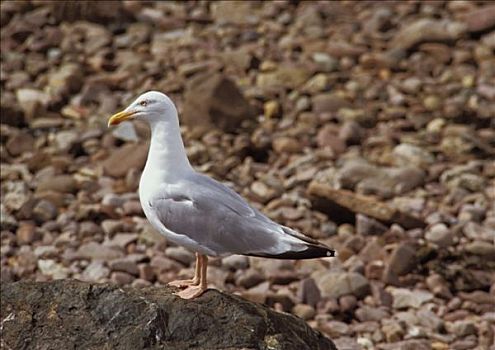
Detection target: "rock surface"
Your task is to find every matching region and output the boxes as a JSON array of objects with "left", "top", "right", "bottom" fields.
[{"left": 0, "top": 279, "right": 336, "bottom": 350}]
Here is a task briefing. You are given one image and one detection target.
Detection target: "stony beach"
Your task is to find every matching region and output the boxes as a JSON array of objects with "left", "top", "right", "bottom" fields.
[{"left": 1, "top": 1, "right": 494, "bottom": 349}]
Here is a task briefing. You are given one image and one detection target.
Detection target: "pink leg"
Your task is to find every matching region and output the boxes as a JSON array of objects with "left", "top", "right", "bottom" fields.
[
  {"left": 175, "top": 254, "right": 208, "bottom": 299},
  {"left": 168, "top": 253, "right": 200, "bottom": 288}
]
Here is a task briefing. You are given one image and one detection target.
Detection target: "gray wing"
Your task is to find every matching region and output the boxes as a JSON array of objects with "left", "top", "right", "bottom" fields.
[{"left": 150, "top": 173, "right": 335, "bottom": 258}]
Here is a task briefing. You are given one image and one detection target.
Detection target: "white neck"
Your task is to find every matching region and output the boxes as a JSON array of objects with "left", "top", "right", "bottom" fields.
[{"left": 143, "top": 116, "right": 192, "bottom": 183}]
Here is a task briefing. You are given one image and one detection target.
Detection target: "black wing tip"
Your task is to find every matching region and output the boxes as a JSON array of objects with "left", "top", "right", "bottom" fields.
[{"left": 248, "top": 245, "right": 337, "bottom": 260}]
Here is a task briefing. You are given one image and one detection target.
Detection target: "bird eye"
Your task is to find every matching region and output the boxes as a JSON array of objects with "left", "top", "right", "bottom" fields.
[{"left": 139, "top": 101, "right": 148, "bottom": 107}]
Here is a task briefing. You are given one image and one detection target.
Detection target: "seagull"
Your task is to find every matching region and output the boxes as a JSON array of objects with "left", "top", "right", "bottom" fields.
[{"left": 108, "top": 91, "right": 335, "bottom": 299}]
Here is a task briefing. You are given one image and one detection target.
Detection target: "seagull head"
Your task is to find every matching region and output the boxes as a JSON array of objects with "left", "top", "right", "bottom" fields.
[{"left": 107, "top": 91, "right": 177, "bottom": 127}]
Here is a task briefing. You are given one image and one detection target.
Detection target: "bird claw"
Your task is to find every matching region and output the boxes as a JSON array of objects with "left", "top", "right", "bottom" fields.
[
  {"left": 168, "top": 279, "right": 199, "bottom": 288},
  {"left": 174, "top": 285, "right": 207, "bottom": 299}
]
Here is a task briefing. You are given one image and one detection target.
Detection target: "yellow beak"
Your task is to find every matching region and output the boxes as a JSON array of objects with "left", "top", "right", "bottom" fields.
[{"left": 107, "top": 110, "right": 136, "bottom": 127}]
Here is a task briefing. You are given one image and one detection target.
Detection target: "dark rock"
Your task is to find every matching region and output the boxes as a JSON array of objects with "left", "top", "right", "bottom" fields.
[
  {"left": 1, "top": 92, "right": 25, "bottom": 127},
  {"left": 37, "top": 175, "right": 77, "bottom": 194},
  {"left": 236, "top": 268, "right": 265, "bottom": 289},
  {"left": 182, "top": 72, "right": 255, "bottom": 135},
  {"left": 6, "top": 131, "right": 34, "bottom": 156},
  {"left": 32, "top": 199, "right": 58, "bottom": 223},
  {"left": 48, "top": 1, "right": 123, "bottom": 22},
  {"left": 356, "top": 214, "right": 388, "bottom": 235},
  {"left": 382, "top": 242, "right": 417, "bottom": 285},
  {"left": 312, "top": 93, "right": 351, "bottom": 114},
  {"left": 339, "top": 295, "right": 357, "bottom": 312},
  {"left": 298, "top": 278, "right": 321, "bottom": 307},
  {"left": 16, "top": 221, "right": 38, "bottom": 244},
  {"left": 138, "top": 264, "right": 155, "bottom": 282},
  {"left": 111, "top": 271, "right": 135, "bottom": 286},
  {"left": 338, "top": 121, "right": 363, "bottom": 145},
  {"left": 222, "top": 255, "right": 249, "bottom": 270},
  {"left": 1, "top": 280, "right": 336, "bottom": 350},
  {"left": 109, "top": 258, "right": 139, "bottom": 276}
]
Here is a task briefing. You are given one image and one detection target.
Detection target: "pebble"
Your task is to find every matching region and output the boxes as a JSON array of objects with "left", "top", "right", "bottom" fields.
[
  {"left": 165, "top": 246, "right": 195, "bottom": 265},
  {"left": 390, "top": 288, "right": 434, "bottom": 309},
  {"left": 122, "top": 200, "right": 143, "bottom": 216},
  {"left": 108, "top": 258, "right": 139, "bottom": 276},
  {"left": 356, "top": 214, "right": 387, "bottom": 236},
  {"left": 450, "top": 338, "right": 478, "bottom": 350},
  {"left": 104, "top": 233, "right": 138, "bottom": 249},
  {"left": 462, "top": 4, "right": 495, "bottom": 32},
  {"left": 101, "top": 194, "right": 125, "bottom": 208},
  {"left": 314, "top": 271, "right": 370, "bottom": 299},
  {"left": 298, "top": 278, "right": 321, "bottom": 307},
  {"left": 112, "top": 121, "right": 139, "bottom": 142},
  {"left": 236, "top": 268, "right": 265, "bottom": 289},
  {"left": 417, "top": 309, "right": 444, "bottom": 331},
  {"left": 320, "top": 320, "right": 351, "bottom": 338},
  {"left": 425, "top": 223, "right": 454, "bottom": 248},
  {"left": 464, "top": 241, "right": 495, "bottom": 257},
  {"left": 392, "top": 143, "right": 434, "bottom": 168},
  {"left": 33, "top": 245, "right": 58, "bottom": 259},
  {"left": 102, "top": 143, "right": 148, "bottom": 178},
  {"left": 355, "top": 306, "right": 390, "bottom": 322},
  {"left": 138, "top": 264, "right": 155, "bottom": 282},
  {"left": 445, "top": 320, "right": 477, "bottom": 337},
  {"left": 272, "top": 137, "right": 302, "bottom": 154},
  {"left": 150, "top": 256, "right": 182, "bottom": 273},
  {"left": 292, "top": 304, "right": 316, "bottom": 321},
  {"left": 222, "top": 255, "right": 249, "bottom": 270},
  {"left": 16, "top": 222, "right": 38, "bottom": 244},
  {"left": 37, "top": 259, "right": 69, "bottom": 279},
  {"left": 111, "top": 271, "right": 135, "bottom": 286},
  {"left": 6, "top": 132, "right": 34, "bottom": 156},
  {"left": 381, "top": 321, "right": 404, "bottom": 342},
  {"left": 426, "top": 274, "right": 453, "bottom": 298},
  {"left": 391, "top": 18, "right": 466, "bottom": 50},
  {"left": 101, "top": 220, "right": 123, "bottom": 236},
  {"left": 339, "top": 121, "right": 363, "bottom": 145},
  {"left": 333, "top": 337, "right": 362, "bottom": 350},
  {"left": 383, "top": 242, "right": 417, "bottom": 285},
  {"left": 81, "top": 261, "right": 110, "bottom": 281},
  {"left": 339, "top": 295, "right": 358, "bottom": 312},
  {"left": 54, "top": 130, "right": 79, "bottom": 153},
  {"left": 78, "top": 221, "right": 102, "bottom": 238},
  {"left": 77, "top": 242, "right": 124, "bottom": 261},
  {"left": 32, "top": 200, "right": 58, "bottom": 223}
]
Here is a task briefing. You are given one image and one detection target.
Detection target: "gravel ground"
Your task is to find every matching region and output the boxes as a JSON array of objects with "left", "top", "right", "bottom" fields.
[{"left": 1, "top": 1, "right": 494, "bottom": 349}]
